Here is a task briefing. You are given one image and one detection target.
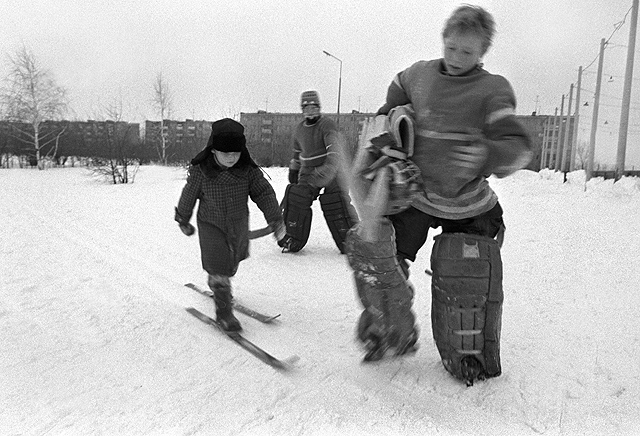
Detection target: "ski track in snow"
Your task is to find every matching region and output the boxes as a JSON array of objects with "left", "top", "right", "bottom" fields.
[{"left": 1, "top": 166, "right": 639, "bottom": 435}]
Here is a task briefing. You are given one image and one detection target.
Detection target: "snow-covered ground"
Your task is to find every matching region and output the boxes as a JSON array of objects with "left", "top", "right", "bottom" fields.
[{"left": 1, "top": 165, "right": 639, "bottom": 436}]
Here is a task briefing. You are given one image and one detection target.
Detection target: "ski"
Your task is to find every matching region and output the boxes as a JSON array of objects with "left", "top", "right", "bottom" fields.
[
  {"left": 185, "top": 282, "right": 281, "bottom": 323},
  {"left": 186, "top": 307, "right": 297, "bottom": 370},
  {"left": 233, "top": 301, "right": 280, "bottom": 323}
]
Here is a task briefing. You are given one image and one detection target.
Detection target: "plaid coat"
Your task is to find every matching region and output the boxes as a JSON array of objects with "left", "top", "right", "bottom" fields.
[{"left": 176, "top": 156, "right": 282, "bottom": 276}]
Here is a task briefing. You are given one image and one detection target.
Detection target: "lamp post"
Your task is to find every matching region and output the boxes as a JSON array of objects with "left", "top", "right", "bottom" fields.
[{"left": 322, "top": 50, "right": 342, "bottom": 128}]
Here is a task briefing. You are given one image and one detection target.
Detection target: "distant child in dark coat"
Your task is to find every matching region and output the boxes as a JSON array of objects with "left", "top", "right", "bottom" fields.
[{"left": 175, "top": 118, "right": 287, "bottom": 331}]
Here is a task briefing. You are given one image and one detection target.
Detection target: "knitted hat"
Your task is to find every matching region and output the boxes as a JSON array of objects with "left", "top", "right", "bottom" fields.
[
  {"left": 300, "top": 90, "right": 321, "bottom": 108},
  {"left": 208, "top": 118, "right": 246, "bottom": 152}
]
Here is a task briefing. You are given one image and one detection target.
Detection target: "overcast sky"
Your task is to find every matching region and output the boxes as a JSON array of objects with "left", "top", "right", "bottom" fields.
[{"left": 2, "top": 0, "right": 639, "bottom": 166}]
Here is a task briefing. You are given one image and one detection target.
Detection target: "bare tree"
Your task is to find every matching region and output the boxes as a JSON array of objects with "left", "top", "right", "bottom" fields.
[
  {"left": 574, "top": 140, "right": 590, "bottom": 170},
  {"left": 151, "top": 72, "right": 174, "bottom": 165},
  {"left": 88, "top": 97, "right": 141, "bottom": 184},
  {"left": 218, "top": 105, "right": 242, "bottom": 121},
  {"left": 0, "top": 46, "right": 69, "bottom": 169}
]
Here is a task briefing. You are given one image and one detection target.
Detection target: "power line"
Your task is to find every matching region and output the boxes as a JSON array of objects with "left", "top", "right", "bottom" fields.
[{"left": 583, "top": 6, "right": 634, "bottom": 72}]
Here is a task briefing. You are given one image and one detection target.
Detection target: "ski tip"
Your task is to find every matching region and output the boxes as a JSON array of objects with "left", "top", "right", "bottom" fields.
[
  {"left": 265, "top": 314, "right": 282, "bottom": 323},
  {"left": 185, "top": 307, "right": 215, "bottom": 324},
  {"left": 284, "top": 355, "right": 300, "bottom": 365},
  {"left": 185, "top": 307, "right": 205, "bottom": 318},
  {"left": 275, "top": 355, "right": 301, "bottom": 371}
]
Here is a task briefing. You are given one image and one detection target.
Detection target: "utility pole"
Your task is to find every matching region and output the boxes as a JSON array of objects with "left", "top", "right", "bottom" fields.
[
  {"left": 615, "top": 0, "right": 638, "bottom": 180},
  {"left": 322, "top": 50, "right": 343, "bottom": 129},
  {"left": 551, "top": 107, "right": 559, "bottom": 168},
  {"left": 587, "top": 38, "right": 606, "bottom": 181},
  {"left": 555, "top": 94, "right": 566, "bottom": 171},
  {"left": 570, "top": 66, "right": 582, "bottom": 171},
  {"left": 561, "top": 84, "right": 574, "bottom": 173},
  {"left": 541, "top": 117, "right": 551, "bottom": 168}
]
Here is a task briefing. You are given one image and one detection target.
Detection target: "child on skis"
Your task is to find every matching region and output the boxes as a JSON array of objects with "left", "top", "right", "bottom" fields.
[{"left": 175, "top": 118, "right": 288, "bottom": 332}]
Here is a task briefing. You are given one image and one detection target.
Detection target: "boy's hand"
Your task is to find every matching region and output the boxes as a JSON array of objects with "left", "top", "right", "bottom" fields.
[
  {"left": 179, "top": 223, "right": 195, "bottom": 236},
  {"left": 272, "top": 221, "right": 286, "bottom": 241},
  {"left": 175, "top": 207, "right": 195, "bottom": 236},
  {"left": 277, "top": 235, "right": 292, "bottom": 248},
  {"left": 273, "top": 222, "right": 292, "bottom": 249},
  {"left": 450, "top": 142, "right": 488, "bottom": 176}
]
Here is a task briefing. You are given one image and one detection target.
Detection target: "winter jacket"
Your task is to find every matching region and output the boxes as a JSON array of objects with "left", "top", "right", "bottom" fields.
[{"left": 176, "top": 155, "right": 282, "bottom": 275}]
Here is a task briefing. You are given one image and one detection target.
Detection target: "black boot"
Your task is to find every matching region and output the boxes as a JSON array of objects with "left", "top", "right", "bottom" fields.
[{"left": 213, "top": 287, "right": 242, "bottom": 332}]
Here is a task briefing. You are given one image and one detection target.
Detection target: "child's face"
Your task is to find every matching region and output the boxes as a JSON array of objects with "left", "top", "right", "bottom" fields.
[
  {"left": 213, "top": 150, "right": 241, "bottom": 168},
  {"left": 442, "top": 31, "right": 484, "bottom": 76},
  {"left": 302, "top": 104, "right": 320, "bottom": 119}
]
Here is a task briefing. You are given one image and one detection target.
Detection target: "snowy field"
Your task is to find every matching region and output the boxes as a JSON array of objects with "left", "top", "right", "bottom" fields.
[{"left": 1, "top": 164, "right": 639, "bottom": 436}]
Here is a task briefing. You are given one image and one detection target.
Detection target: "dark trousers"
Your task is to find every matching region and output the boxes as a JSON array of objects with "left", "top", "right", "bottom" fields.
[{"left": 388, "top": 203, "right": 505, "bottom": 263}]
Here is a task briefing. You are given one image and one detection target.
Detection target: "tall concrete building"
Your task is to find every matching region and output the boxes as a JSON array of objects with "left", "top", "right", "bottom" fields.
[
  {"left": 0, "top": 119, "right": 140, "bottom": 167},
  {"left": 240, "top": 111, "right": 373, "bottom": 167},
  {"left": 144, "top": 119, "right": 211, "bottom": 163},
  {"left": 240, "top": 111, "right": 569, "bottom": 171}
]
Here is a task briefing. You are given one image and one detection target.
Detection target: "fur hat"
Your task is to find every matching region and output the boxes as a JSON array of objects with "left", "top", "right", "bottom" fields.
[
  {"left": 300, "top": 90, "right": 321, "bottom": 108},
  {"left": 209, "top": 118, "right": 246, "bottom": 152}
]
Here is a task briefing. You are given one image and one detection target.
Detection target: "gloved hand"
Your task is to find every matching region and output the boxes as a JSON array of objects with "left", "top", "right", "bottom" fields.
[
  {"left": 272, "top": 221, "right": 291, "bottom": 249},
  {"left": 272, "top": 221, "right": 286, "bottom": 240},
  {"left": 288, "top": 168, "right": 299, "bottom": 184},
  {"left": 175, "top": 207, "right": 195, "bottom": 236},
  {"left": 277, "top": 234, "right": 292, "bottom": 249},
  {"left": 449, "top": 141, "right": 488, "bottom": 179},
  {"left": 179, "top": 223, "right": 195, "bottom": 236}
]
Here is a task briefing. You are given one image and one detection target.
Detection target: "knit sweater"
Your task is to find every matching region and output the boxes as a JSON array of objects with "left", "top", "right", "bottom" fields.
[
  {"left": 289, "top": 116, "right": 338, "bottom": 170},
  {"left": 378, "top": 59, "right": 532, "bottom": 220}
]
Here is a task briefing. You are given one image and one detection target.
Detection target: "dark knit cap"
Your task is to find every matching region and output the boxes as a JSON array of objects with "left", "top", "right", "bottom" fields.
[
  {"left": 300, "top": 90, "right": 321, "bottom": 108},
  {"left": 209, "top": 118, "right": 246, "bottom": 152}
]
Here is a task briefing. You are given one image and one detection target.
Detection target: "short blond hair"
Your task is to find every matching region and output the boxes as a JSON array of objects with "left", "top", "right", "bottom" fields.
[{"left": 442, "top": 5, "right": 496, "bottom": 55}]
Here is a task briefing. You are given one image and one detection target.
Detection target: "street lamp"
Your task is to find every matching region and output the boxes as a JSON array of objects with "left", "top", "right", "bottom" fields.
[{"left": 323, "top": 50, "right": 342, "bottom": 128}]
